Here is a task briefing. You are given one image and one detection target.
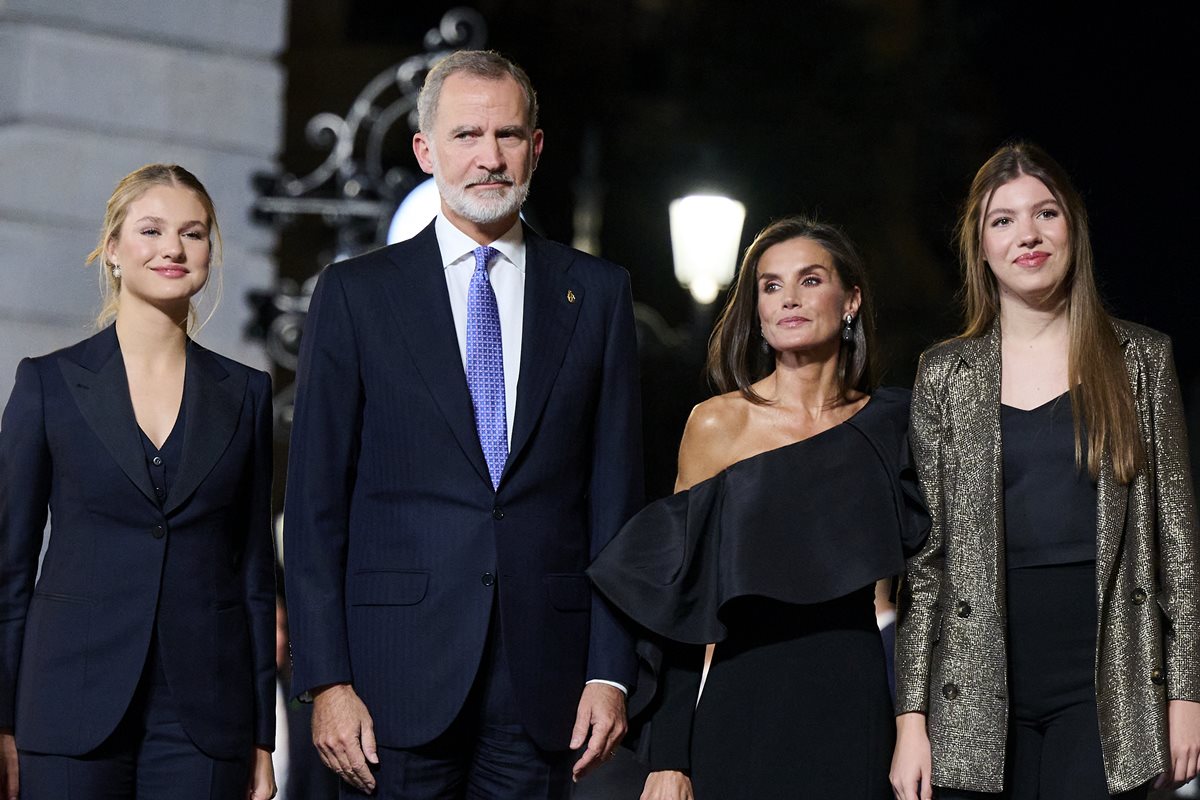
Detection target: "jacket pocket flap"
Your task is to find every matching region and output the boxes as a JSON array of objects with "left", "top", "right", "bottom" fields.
[{"left": 349, "top": 570, "right": 429, "bottom": 606}]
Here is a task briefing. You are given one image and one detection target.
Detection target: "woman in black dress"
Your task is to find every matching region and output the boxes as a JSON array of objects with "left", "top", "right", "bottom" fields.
[{"left": 589, "top": 216, "right": 927, "bottom": 799}]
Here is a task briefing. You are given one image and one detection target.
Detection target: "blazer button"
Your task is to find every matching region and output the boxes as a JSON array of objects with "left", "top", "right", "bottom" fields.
[
  {"left": 1151, "top": 667, "right": 1165, "bottom": 686},
  {"left": 492, "top": 507, "right": 505, "bottom": 521},
  {"left": 955, "top": 600, "right": 972, "bottom": 618},
  {"left": 481, "top": 572, "right": 496, "bottom": 587},
  {"left": 152, "top": 456, "right": 163, "bottom": 466},
  {"left": 151, "top": 524, "right": 166, "bottom": 539},
  {"left": 942, "top": 682, "right": 960, "bottom": 700},
  {"left": 1131, "top": 587, "right": 1147, "bottom": 605}
]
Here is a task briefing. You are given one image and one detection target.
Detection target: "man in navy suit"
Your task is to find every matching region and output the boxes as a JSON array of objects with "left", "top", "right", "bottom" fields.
[{"left": 283, "top": 50, "right": 643, "bottom": 798}]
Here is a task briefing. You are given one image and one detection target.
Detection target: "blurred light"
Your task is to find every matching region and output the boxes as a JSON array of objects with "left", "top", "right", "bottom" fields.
[
  {"left": 387, "top": 178, "right": 441, "bottom": 243},
  {"left": 669, "top": 194, "right": 745, "bottom": 304}
]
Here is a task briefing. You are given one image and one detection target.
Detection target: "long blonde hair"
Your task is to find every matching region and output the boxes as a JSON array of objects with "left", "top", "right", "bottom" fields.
[
  {"left": 86, "top": 164, "right": 223, "bottom": 333},
  {"left": 956, "top": 142, "right": 1142, "bottom": 483}
]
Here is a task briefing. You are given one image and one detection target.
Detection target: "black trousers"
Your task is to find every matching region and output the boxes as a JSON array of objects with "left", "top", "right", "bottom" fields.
[
  {"left": 18, "top": 644, "right": 252, "bottom": 799},
  {"left": 939, "top": 564, "right": 1148, "bottom": 800},
  {"left": 339, "top": 612, "right": 573, "bottom": 800}
]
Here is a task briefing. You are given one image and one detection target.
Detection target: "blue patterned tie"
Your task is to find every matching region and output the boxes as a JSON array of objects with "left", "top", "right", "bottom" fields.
[{"left": 466, "top": 246, "right": 507, "bottom": 490}]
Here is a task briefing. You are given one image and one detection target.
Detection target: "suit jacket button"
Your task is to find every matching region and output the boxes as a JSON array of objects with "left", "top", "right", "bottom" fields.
[
  {"left": 492, "top": 507, "right": 504, "bottom": 521},
  {"left": 152, "top": 525, "right": 165, "bottom": 539},
  {"left": 481, "top": 572, "right": 495, "bottom": 587},
  {"left": 955, "top": 600, "right": 971, "bottom": 618},
  {"left": 942, "top": 682, "right": 960, "bottom": 700},
  {"left": 1131, "top": 588, "right": 1147, "bottom": 605},
  {"left": 1151, "top": 667, "right": 1165, "bottom": 686}
]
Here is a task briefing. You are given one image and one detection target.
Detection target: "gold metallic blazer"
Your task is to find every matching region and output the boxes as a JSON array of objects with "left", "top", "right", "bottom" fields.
[{"left": 895, "top": 320, "right": 1200, "bottom": 794}]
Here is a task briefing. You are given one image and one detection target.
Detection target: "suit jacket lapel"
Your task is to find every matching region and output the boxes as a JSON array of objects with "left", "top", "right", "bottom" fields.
[
  {"left": 59, "top": 326, "right": 158, "bottom": 505},
  {"left": 955, "top": 325, "right": 1006, "bottom": 607},
  {"left": 164, "top": 341, "right": 246, "bottom": 514},
  {"left": 382, "top": 225, "right": 492, "bottom": 488},
  {"left": 507, "top": 228, "right": 583, "bottom": 472},
  {"left": 1095, "top": 327, "right": 1136, "bottom": 593}
]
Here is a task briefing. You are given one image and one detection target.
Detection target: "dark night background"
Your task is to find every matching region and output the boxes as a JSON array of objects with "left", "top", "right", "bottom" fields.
[{"left": 273, "top": 1, "right": 1195, "bottom": 500}]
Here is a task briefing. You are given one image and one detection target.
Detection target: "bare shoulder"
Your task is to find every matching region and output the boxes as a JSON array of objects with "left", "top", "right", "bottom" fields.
[{"left": 676, "top": 391, "right": 751, "bottom": 491}]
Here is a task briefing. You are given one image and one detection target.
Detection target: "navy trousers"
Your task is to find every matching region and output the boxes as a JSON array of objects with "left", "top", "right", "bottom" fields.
[
  {"left": 18, "top": 645, "right": 252, "bottom": 799},
  {"left": 339, "top": 614, "right": 573, "bottom": 800}
]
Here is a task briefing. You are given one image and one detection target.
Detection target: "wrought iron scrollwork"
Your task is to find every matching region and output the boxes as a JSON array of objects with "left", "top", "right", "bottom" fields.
[{"left": 248, "top": 8, "right": 487, "bottom": 436}]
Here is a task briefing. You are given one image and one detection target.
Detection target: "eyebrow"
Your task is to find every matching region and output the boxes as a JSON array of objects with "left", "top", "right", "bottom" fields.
[
  {"left": 985, "top": 198, "right": 1061, "bottom": 218},
  {"left": 757, "top": 264, "right": 831, "bottom": 280},
  {"left": 134, "top": 216, "right": 208, "bottom": 228}
]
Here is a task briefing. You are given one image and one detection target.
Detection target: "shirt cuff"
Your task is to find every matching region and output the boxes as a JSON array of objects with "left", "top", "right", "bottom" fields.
[{"left": 585, "top": 678, "right": 628, "bottom": 695}]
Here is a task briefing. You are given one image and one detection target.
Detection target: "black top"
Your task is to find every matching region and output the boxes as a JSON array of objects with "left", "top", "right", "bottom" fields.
[
  {"left": 1001, "top": 391, "right": 1097, "bottom": 569},
  {"left": 138, "top": 402, "right": 186, "bottom": 508},
  {"left": 588, "top": 386, "right": 929, "bottom": 646}
]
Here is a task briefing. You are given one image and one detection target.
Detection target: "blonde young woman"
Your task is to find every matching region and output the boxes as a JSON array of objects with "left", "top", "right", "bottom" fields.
[
  {"left": 591, "top": 216, "right": 927, "bottom": 799},
  {"left": 891, "top": 142, "right": 1200, "bottom": 799},
  {"left": 0, "top": 165, "right": 277, "bottom": 799}
]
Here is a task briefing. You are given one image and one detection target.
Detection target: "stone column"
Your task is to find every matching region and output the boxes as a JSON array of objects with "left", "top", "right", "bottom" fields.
[{"left": 0, "top": 0, "right": 288, "bottom": 400}]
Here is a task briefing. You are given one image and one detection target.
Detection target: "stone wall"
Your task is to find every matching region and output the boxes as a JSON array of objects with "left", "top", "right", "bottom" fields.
[{"left": 0, "top": 0, "right": 288, "bottom": 401}]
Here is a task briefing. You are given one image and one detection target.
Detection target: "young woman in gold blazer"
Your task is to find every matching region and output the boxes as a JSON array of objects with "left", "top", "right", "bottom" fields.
[{"left": 890, "top": 142, "right": 1200, "bottom": 799}]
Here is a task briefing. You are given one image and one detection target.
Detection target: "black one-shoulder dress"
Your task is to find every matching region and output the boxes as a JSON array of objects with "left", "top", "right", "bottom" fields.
[{"left": 589, "top": 387, "right": 928, "bottom": 799}]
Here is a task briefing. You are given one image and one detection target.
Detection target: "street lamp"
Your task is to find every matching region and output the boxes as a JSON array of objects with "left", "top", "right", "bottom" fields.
[{"left": 668, "top": 193, "right": 746, "bottom": 304}]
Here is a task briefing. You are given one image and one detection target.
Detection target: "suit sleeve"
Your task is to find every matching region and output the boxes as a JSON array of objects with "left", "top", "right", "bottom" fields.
[
  {"left": 585, "top": 271, "right": 644, "bottom": 689},
  {"left": 1146, "top": 338, "right": 1200, "bottom": 701},
  {"left": 244, "top": 371, "right": 278, "bottom": 748},
  {"left": 0, "top": 358, "right": 53, "bottom": 728},
  {"left": 894, "top": 351, "right": 946, "bottom": 714},
  {"left": 283, "top": 267, "right": 363, "bottom": 698}
]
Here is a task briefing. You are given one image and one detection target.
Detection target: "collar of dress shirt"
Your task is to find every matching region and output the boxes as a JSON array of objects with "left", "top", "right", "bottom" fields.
[{"left": 434, "top": 213, "right": 526, "bottom": 273}]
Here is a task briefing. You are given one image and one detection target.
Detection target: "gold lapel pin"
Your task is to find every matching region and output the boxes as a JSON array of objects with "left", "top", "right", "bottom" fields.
[{"left": 566, "top": 289, "right": 577, "bottom": 304}]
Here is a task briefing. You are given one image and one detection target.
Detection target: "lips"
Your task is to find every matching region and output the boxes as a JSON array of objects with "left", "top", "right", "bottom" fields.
[
  {"left": 777, "top": 316, "right": 810, "bottom": 327},
  {"left": 1014, "top": 252, "right": 1050, "bottom": 267},
  {"left": 151, "top": 266, "right": 189, "bottom": 278}
]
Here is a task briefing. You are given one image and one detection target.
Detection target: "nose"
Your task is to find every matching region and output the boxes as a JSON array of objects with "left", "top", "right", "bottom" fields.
[
  {"left": 1015, "top": 216, "right": 1042, "bottom": 248},
  {"left": 160, "top": 234, "right": 184, "bottom": 260},
  {"left": 477, "top": 135, "right": 506, "bottom": 172}
]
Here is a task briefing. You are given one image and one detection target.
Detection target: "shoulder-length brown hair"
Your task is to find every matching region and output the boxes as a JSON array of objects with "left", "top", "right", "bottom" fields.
[
  {"left": 86, "top": 164, "right": 223, "bottom": 334},
  {"left": 956, "top": 141, "right": 1141, "bottom": 483},
  {"left": 707, "top": 215, "right": 876, "bottom": 405}
]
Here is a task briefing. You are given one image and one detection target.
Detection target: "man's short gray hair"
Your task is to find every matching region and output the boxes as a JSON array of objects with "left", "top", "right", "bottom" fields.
[{"left": 417, "top": 49, "right": 539, "bottom": 133}]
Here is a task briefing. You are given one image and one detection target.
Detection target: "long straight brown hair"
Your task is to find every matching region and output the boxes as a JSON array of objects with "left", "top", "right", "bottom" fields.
[
  {"left": 956, "top": 142, "right": 1142, "bottom": 483},
  {"left": 707, "top": 216, "right": 876, "bottom": 404}
]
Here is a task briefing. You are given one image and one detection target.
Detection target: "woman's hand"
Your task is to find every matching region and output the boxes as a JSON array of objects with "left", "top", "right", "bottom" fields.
[
  {"left": 1154, "top": 699, "right": 1200, "bottom": 790},
  {"left": 246, "top": 746, "right": 276, "bottom": 800},
  {"left": 641, "top": 769, "right": 694, "bottom": 800},
  {"left": 890, "top": 712, "right": 932, "bottom": 800},
  {"left": 1, "top": 729, "right": 17, "bottom": 800}
]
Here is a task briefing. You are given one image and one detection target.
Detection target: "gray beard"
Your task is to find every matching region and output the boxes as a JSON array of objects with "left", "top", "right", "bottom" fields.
[{"left": 435, "top": 173, "right": 530, "bottom": 226}]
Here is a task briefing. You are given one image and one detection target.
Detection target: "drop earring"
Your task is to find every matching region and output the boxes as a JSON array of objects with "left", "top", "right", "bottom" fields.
[
  {"left": 111, "top": 263, "right": 122, "bottom": 279},
  {"left": 842, "top": 313, "right": 854, "bottom": 342},
  {"left": 760, "top": 328, "right": 771, "bottom": 354}
]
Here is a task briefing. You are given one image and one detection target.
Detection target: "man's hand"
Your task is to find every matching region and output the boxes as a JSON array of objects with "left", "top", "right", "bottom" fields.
[
  {"left": 312, "top": 683, "right": 379, "bottom": 794},
  {"left": 1154, "top": 698, "right": 1200, "bottom": 790},
  {"left": 1, "top": 729, "right": 17, "bottom": 800},
  {"left": 570, "top": 683, "right": 627, "bottom": 781}
]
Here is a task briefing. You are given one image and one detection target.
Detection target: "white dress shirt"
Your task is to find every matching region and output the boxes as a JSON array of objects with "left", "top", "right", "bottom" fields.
[{"left": 435, "top": 214, "right": 525, "bottom": 448}]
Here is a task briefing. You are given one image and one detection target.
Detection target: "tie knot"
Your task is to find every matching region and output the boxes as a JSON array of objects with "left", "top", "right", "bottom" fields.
[{"left": 473, "top": 246, "right": 498, "bottom": 273}]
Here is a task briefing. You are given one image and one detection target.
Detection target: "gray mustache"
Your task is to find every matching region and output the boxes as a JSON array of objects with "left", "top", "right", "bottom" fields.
[{"left": 468, "top": 173, "right": 514, "bottom": 187}]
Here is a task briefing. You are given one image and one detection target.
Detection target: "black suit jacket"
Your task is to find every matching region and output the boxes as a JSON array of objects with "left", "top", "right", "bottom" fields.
[
  {"left": 0, "top": 325, "right": 276, "bottom": 758},
  {"left": 283, "top": 221, "right": 643, "bottom": 751}
]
